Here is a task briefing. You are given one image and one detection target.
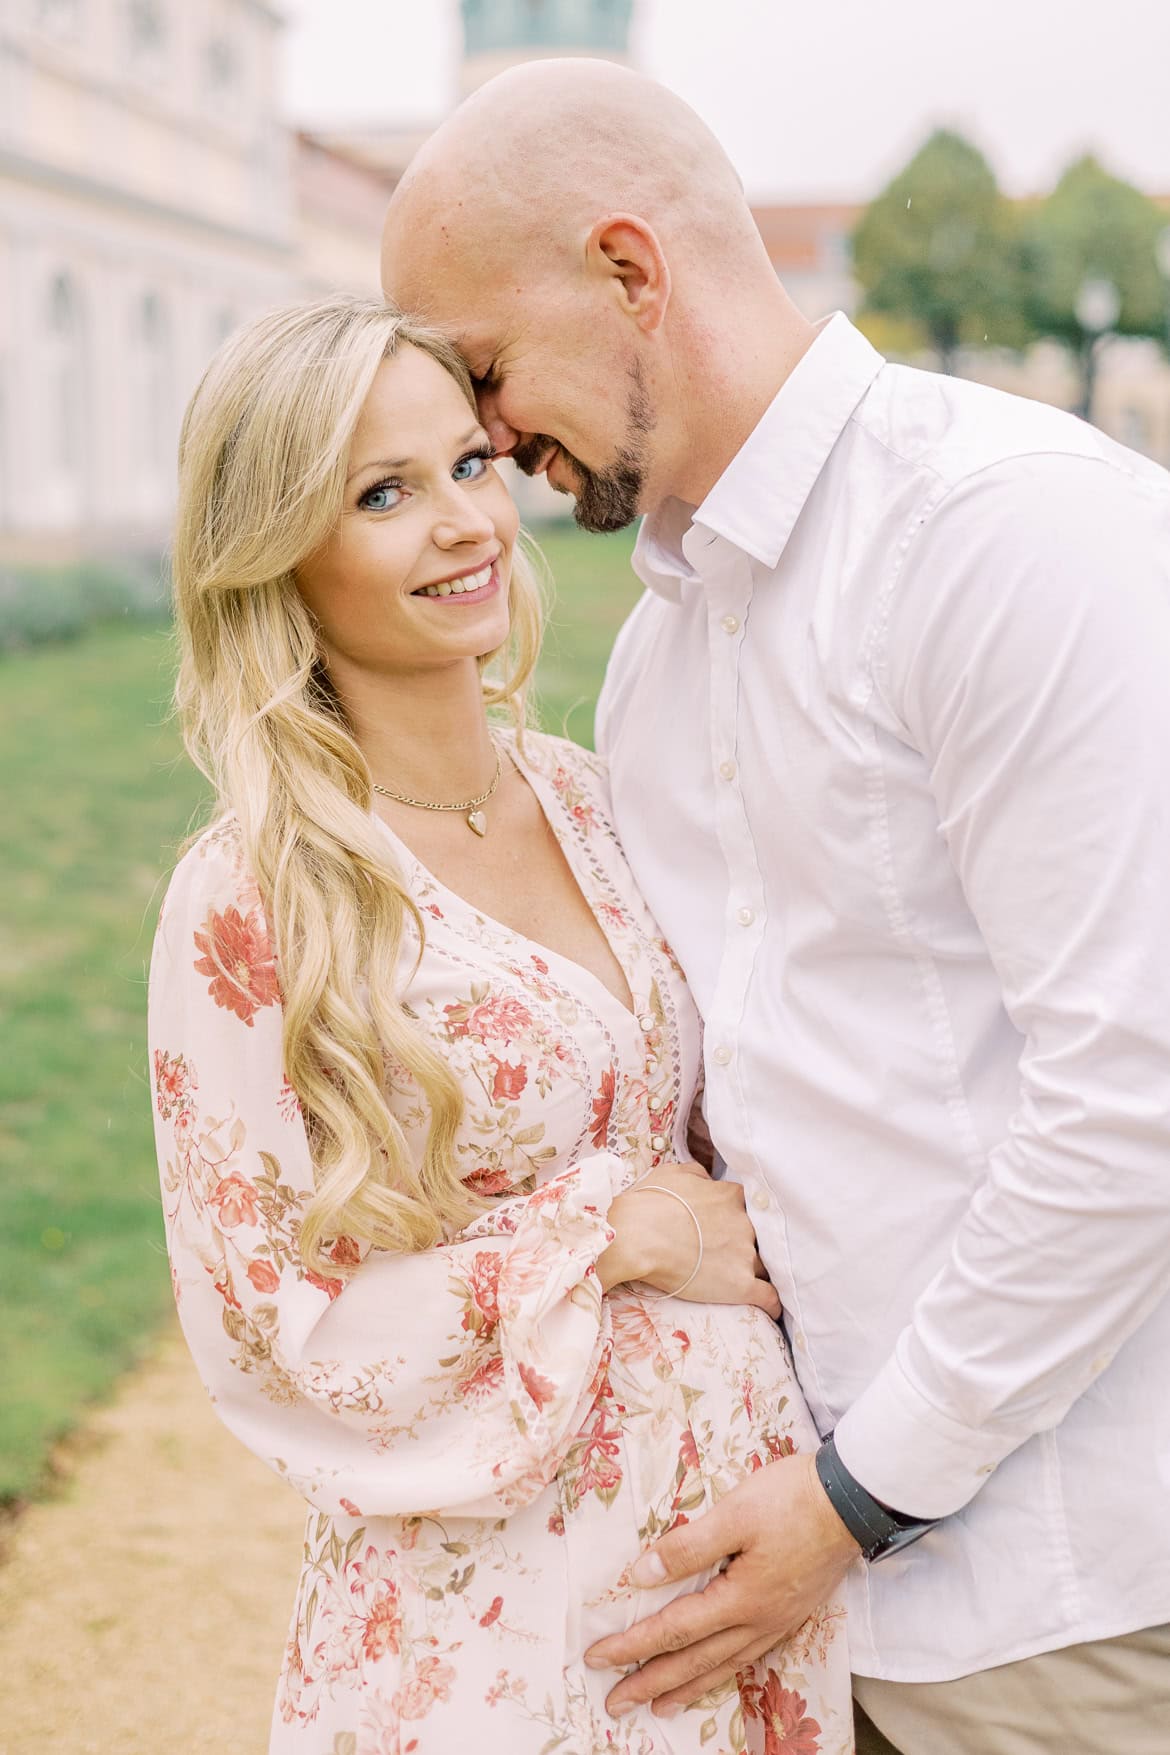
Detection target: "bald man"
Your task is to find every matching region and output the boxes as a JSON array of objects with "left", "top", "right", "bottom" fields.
[{"left": 382, "top": 58, "right": 1170, "bottom": 1755}]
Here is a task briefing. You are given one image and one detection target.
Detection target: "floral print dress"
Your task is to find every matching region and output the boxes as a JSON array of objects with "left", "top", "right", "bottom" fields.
[{"left": 149, "top": 730, "right": 852, "bottom": 1755}]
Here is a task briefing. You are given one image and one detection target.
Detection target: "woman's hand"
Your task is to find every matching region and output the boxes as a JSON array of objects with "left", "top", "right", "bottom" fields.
[{"left": 599, "top": 1163, "right": 781, "bottom": 1317}]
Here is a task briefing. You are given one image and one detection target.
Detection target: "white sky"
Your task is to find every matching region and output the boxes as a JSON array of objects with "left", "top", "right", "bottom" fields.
[{"left": 280, "top": 0, "right": 1170, "bottom": 202}]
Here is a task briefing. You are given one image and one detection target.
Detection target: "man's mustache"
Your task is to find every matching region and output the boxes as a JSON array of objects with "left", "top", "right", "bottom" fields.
[{"left": 510, "top": 434, "right": 559, "bottom": 477}]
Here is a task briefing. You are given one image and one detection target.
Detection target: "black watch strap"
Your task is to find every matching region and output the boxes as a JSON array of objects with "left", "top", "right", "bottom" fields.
[{"left": 814, "top": 1434, "right": 937, "bottom": 1563}]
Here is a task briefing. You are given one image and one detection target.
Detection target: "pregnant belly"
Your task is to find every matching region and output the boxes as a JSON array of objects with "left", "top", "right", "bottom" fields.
[{"left": 555, "top": 1291, "right": 822, "bottom": 1659}]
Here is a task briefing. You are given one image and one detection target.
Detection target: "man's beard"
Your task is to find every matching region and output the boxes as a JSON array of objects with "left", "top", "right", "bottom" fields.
[{"left": 512, "top": 363, "right": 653, "bottom": 535}]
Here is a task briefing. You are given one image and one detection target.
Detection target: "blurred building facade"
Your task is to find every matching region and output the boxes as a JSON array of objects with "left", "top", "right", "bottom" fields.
[
  {"left": 2, "top": 0, "right": 1166, "bottom": 565},
  {"left": 0, "top": 0, "right": 394, "bottom": 564}
]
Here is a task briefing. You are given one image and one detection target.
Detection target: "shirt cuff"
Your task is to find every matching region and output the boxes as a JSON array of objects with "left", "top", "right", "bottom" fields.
[{"left": 832, "top": 1351, "right": 1030, "bottom": 1521}]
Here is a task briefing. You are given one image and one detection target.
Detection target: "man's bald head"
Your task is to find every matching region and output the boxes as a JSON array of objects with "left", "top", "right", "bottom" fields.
[
  {"left": 383, "top": 58, "right": 759, "bottom": 304},
  {"left": 380, "top": 59, "right": 804, "bottom": 524}
]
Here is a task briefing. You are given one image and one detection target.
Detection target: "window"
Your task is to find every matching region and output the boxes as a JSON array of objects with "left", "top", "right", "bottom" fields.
[
  {"left": 136, "top": 291, "right": 172, "bottom": 469},
  {"left": 47, "top": 271, "right": 84, "bottom": 474},
  {"left": 204, "top": 35, "right": 237, "bottom": 95},
  {"left": 42, "top": 269, "right": 89, "bottom": 528},
  {"left": 127, "top": 0, "right": 165, "bottom": 52},
  {"left": 37, "top": 0, "right": 81, "bottom": 35}
]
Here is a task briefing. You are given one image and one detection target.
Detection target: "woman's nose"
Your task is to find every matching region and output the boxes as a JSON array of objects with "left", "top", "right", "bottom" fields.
[{"left": 431, "top": 483, "right": 496, "bottom": 549}]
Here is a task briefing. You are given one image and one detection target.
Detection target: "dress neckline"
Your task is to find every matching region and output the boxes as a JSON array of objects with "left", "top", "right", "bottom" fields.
[{"left": 369, "top": 731, "right": 639, "bottom": 1025}]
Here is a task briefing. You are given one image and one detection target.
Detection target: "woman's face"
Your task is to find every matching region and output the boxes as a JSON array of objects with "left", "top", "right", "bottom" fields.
[{"left": 296, "top": 344, "right": 519, "bottom": 680}]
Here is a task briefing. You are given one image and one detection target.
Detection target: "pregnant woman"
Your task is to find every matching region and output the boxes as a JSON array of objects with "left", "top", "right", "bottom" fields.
[{"left": 148, "top": 295, "right": 853, "bottom": 1754}]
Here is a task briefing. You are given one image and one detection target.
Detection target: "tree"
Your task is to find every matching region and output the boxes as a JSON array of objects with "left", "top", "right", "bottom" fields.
[
  {"left": 851, "top": 130, "right": 1020, "bottom": 373},
  {"left": 1018, "top": 156, "right": 1169, "bottom": 422}
]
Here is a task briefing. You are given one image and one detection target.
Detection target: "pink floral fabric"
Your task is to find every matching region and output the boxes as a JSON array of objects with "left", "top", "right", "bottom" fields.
[{"left": 149, "top": 731, "right": 852, "bottom": 1754}]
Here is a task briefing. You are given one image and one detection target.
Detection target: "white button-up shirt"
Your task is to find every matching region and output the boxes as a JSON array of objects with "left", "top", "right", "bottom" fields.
[{"left": 595, "top": 313, "right": 1170, "bottom": 1682}]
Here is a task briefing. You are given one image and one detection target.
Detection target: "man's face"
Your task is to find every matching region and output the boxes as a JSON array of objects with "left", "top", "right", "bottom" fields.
[{"left": 384, "top": 252, "right": 655, "bottom": 534}]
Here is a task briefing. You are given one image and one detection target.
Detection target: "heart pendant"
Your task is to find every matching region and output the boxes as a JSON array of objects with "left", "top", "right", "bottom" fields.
[{"left": 467, "top": 810, "right": 487, "bottom": 837}]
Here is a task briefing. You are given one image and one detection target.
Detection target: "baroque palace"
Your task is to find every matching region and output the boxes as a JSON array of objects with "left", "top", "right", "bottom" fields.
[{"left": 1, "top": 0, "right": 1165, "bottom": 564}]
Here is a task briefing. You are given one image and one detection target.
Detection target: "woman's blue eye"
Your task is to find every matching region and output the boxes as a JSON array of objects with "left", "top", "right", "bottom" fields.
[
  {"left": 452, "top": 452, "right": 490, "bottom": 483},
  {"left": 360, "top": 482, "right": 403, "bottom": 512}
]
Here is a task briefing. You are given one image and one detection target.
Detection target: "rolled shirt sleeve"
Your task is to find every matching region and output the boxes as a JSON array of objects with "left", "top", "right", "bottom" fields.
[{"left": 833, "top": 452, "right": 1170, "bottom": 1519}]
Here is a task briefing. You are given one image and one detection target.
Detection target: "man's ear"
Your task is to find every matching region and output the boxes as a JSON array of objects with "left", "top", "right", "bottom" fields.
[{"left": 586, "top": 213, "right": 671, "bottom": 334}]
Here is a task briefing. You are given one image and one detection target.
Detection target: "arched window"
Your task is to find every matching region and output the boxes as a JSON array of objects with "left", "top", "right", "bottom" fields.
[
  {"left": 41, "top": 268, "right": 89, "bottom": 528},
  {"left": 46, "top": 271, "right": 84, "bottom": 474},
  {"left": 136, "top": 290, "right": 172, "bottom": 470}
]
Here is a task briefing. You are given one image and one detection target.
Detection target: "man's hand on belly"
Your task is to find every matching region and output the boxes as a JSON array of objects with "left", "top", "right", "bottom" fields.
[{"left": 584, "top": 1453, "right": 860, "bottom": 1718}]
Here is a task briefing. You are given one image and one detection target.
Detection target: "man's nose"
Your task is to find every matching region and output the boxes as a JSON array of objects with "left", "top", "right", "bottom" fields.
[{"left": 474, "top": 384, "right": 521, "bottom": 457}]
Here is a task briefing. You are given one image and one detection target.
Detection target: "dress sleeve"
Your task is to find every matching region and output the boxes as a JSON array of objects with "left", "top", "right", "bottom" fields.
[{"left": 148, "top": 826, "right": 625, "bottom": 1521}]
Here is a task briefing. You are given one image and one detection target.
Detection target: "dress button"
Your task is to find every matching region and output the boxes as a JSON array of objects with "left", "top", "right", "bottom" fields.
[
  {"left": 720, "top": 613, "right": 740, "bottom": 635},
  {"left": 713, "top": 1046, "right": 732, "bottom": 1066},
  {"left": 736, "top": 906, "right": 755, "bottom": 927},
  {"left": 750, "top": 1185, "right": 771, "bottom": 1211},
  {"left": 650, "top": 1134, "right": 668, "bottom": 1152},
  {"left": 718, "top": 760, "right": 736, "bottom": 781},
  {"left": 638, "top": 1012, "right": 655, "bottom": 1032},
  {"left": 647, "top": 1095, "right": 664, "bottom": 1113}
]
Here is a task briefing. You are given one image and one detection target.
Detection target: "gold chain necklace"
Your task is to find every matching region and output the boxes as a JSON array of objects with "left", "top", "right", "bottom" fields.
[{"left": 371, "top": 745, "right": 502, "bottom": 838}]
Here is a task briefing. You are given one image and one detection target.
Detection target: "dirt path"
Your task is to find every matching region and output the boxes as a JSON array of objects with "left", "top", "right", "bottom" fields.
[{"left": 0, "top": 1317, "right": 304, "bottom": 1754}]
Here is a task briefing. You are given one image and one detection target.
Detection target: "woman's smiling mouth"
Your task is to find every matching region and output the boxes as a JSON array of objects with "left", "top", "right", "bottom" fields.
[{"left": 413, "top": 559, "right": 499, "bottom": 601}]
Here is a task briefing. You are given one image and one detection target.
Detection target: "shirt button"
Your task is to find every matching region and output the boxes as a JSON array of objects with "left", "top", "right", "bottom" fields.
[
  {"left": 1091, "top": 1354, "right": 1112, "bottom": 1375},
  {"left": 713, "top": 1046, "right": 732, "bottom": 1066},
  {"left": 750, "top": 1185, "right": 771, "bottom": 1210},
  {"left": 736, "top": 906, "right": 755, "bottom": 927},
  {"left": 720, "top": 613, "right": 740, "bottom": 634},
  {"left": 647, "top": 1095, "right": 664, "bottom": 1113},
  {"left": 718, "top": 760, "right": 736, "bottom": 781},
  {"left": 638, "top": 1013, "right": 655, "bottom": 1032},
  {"left": 650, "top": 1133, "right": 668, "bottom": 1152}
]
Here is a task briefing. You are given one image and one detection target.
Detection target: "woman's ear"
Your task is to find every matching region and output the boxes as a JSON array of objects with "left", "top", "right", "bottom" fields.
[{"left": 587, "top": 213, "right": 671, "bottom": 335}]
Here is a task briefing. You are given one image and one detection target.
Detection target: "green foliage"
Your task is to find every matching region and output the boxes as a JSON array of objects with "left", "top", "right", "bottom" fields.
[
  {"left": 529, "top": 522, "right": 639, "bottom": 749},
  {"left": 0, "top": 525, "right": 638, "bottom": 1503},
  {"left": 0, "top": 624, "right": 209, "bottom": 1504},
  {"left": 1018, "top": 156, "right": 1169, "bottom": 353},
  {"left": 852, "top": 129, "right": 1022, "bottom": 367},
  {"left": 0, "top": 555, "right": 169, "bottom": 652}
]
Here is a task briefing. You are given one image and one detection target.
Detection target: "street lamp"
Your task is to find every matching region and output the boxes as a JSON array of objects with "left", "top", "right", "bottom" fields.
[
  {"left": 1155, "top": 226, "right": 1170, "bottom": 288},
  {"left": 1156, "top": 230, "right": 1170, "bottom": 465},
  {"left": 1074, "top": 276, "right": 1120, "bottom": 424}
]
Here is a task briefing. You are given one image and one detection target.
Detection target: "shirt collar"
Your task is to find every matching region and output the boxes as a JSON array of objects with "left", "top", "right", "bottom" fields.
[{"left": 633, "top": 313, "right": 885, "bottom": 598}]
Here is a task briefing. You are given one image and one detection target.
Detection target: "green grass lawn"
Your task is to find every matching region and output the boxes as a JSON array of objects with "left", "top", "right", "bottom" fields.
[{"left": 0, "top": 524, "right": 641, "bottom": 1503}]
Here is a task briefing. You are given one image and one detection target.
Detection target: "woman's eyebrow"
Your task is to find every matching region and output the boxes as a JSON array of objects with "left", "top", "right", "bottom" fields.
[{"left": 346, "top": 427, "right": 486, "bottom": 484}]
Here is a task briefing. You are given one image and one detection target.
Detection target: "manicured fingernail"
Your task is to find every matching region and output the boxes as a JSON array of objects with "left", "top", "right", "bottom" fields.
[
  {"left": 584, "top": 1651, "right": 609, "bottom": 1669},
  {"left": 631, "top": 1551, "right": 667, "bottom": 1587},
  {"left": 610, "top": 1701, "right": 637, "bottom": 1718},
  {"left": 654, "top": 1703, "right": 682, "bottom": 1720}
]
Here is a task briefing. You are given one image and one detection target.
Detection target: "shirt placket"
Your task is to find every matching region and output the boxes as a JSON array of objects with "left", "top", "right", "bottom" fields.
[{"left": 695, "top": 546, "right": 768, "bottom": 1184}]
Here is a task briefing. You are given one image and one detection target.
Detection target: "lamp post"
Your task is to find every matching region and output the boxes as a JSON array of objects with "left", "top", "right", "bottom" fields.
[
  {"left": 1074, "top": 275, "right": 1120, "bottom": 425},
  {"left": 1156, "top": 229, "right": 1170, "bottom": 465}
]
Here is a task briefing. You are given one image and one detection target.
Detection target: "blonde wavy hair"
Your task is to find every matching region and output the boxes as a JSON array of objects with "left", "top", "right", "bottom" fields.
[{"left": 172, "top": 295, "right": 544, "bottom": 1270}]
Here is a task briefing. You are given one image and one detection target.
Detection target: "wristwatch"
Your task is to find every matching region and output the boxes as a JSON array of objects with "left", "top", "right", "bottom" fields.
[{"left": 814, "top": 1434, "right": 938, "bottom": 1562}]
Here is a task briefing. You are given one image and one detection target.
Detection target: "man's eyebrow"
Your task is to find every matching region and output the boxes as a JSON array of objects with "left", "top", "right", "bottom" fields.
[{"left": 346, "top": 426, "right": 485, "bottom": 484}]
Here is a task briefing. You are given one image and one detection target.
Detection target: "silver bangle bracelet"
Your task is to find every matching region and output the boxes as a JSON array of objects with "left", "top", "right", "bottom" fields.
[{"left": 630, "top": 1182, "right": 704, "bottom": 1299}]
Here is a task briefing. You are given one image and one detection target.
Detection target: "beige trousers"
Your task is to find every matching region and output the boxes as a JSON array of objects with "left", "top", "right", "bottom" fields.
[{"left": 852, "top": 1623, "right": 1170, "bottom": 1754}]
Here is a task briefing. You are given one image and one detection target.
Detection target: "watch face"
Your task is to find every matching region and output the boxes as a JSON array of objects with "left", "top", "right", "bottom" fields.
[{"left": 871, "top": 1520, "right": 933, "bottom": 1561}]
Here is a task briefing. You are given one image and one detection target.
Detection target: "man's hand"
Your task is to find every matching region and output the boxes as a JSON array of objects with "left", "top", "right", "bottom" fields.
[{"left": 585, "top": 1453, "right": 860, "bottom": 1719}]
